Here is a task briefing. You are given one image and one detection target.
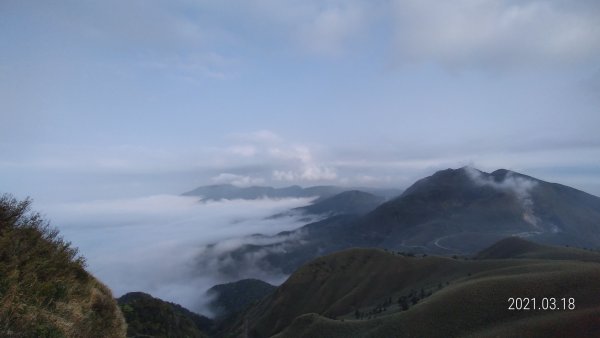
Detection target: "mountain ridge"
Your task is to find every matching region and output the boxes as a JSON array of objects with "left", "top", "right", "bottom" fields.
[
  {"left": 118, "top": 292, "right": 213, "bottom": 338},
  {"left": 213, "top": 167, "right": 600, "bottom": 279},
  {"left": 182, "top": 184, "right": 402, "bottom": 202},
  {"left": 227, "top": 238, "right": 600, "bottom": 338},
  {"left": 206, "top": 278, "right": 276, "bottom": 319}
]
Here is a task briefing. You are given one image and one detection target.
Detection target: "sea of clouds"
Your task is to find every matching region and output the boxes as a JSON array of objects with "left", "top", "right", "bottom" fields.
[{"left": 40, "top": 195, "right": 314, "bottom": 315}]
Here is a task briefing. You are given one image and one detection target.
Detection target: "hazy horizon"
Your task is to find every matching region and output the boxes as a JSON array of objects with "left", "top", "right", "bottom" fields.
[{"left": 2, "top": 0, "right": 600, "bottom": 204}]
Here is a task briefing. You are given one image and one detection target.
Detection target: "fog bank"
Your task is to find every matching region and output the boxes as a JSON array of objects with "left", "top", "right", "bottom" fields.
[{"left": 41, "top": 195, "right": 314, "bottom": 315}]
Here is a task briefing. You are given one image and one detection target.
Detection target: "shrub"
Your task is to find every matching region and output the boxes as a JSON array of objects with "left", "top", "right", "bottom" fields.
[{"left": 0, "top": 194, "right": 126, "bottom": 337}]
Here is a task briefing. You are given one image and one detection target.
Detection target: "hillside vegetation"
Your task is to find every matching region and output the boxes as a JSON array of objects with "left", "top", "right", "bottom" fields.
[
  {"left": 0, "top": 194, "right": 126, "bottom": 337},
  {"left": 207, "top": 279, "right": 275, "bottom": 319},
  {"left": 476, "top": 236, "right": 600, "bottom": 262},
  {"left": 118, "top": 292, "right": 213, "bottom": 338},
  {"left": 227, "top": 239, "right": 600, "bottom": 338}
]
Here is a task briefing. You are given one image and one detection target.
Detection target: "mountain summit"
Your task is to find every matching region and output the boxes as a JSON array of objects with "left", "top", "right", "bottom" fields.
[
  {"left": 219, "top": 167, "right": 600, "bottom": 276},
  {"left": 354, "top": 166, "right": 600, "bottom": 252}
]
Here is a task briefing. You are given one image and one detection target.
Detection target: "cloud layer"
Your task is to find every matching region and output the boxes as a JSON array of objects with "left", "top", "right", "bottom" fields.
[
  {"left": 41, "top": 195, "right": 314, "bottom": 315},
  {"left": 391, "top": 0, "right": 600, "bottom": 68},
  {"left": 4, "top": 0, "right": 599, "bottom": 71}
]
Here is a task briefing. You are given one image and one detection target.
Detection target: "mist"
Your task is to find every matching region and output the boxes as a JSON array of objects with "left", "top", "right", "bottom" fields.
[
  {"left": 465, "top": 167, "right": 541, "bottom": 228},
  {"left": 39, "top": 195, "right": 315, "bottom": 315}
]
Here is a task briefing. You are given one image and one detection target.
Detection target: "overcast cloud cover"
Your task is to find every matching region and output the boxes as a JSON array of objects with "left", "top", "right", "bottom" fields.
[
  {"left": 2, "top": 0, "right": 599, "bottom": 203},
  {"left": 1, "top": 0, "right": 600, "bottom": 314}
]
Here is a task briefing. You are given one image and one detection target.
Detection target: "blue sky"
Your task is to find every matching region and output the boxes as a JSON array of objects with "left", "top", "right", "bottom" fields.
[{"left": 2, "top": 0, "right": 600, "bottom": 202}]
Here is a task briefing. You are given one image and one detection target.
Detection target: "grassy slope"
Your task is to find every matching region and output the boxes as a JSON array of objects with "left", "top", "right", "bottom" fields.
[
  {"left": 274, "top": 260, "right": 600, "bottom": 338},
  {"left": 0, "top": 195, "right": 126, "bottom": 337},
  {"left": 233, "top": 240, "right": 600, "bottom": 338},
  {"left": 476, "top": 236, "right": 600, "bottom": 262}
]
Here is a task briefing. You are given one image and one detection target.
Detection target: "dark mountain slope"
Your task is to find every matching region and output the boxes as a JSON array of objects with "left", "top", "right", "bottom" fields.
[
  {"left": 118, "top": 292, "right": 213, "bottom": 338},
  {"left": 293, "top": 190, "right": 385, "bottom": 216},
  {"left": 206, "top": 279, "right": 275, "bottom": 318},
  {"left": 228, "top": 239, "right": 600, "bottom": 338},
  {"left": 336, "top": 167, "right": 600, "bottom": 253},
  {"left": 219, "top": 215, "right": 361, "bottom": 276},
  {"left": 350, "top": 167, "right": 536, "bottom": 252},
  {"left": 205, "top": 167, "right": 600, "bottom": 281}
]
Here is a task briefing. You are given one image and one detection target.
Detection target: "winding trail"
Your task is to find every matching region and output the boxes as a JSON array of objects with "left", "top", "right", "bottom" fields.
[{"left": 433, "top": 236, "right": 456, "bottom": 251}]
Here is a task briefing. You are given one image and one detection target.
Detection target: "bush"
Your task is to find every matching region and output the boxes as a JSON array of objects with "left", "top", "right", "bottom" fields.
[{"left": 0, "top": 194, "right": 126, "bottom": 337}]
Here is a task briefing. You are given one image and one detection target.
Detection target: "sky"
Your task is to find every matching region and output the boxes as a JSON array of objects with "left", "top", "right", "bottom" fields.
[
  {"left": 2, "top": 0, "right": 600, "bottom": 202},
  {"left": 1, "top": 0, "right": 600, "bottom": 316}
]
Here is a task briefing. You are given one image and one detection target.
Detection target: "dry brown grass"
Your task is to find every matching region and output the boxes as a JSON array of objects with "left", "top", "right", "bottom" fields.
[{"left": 0, "top": 194, "right": 126, "bottom": 337}]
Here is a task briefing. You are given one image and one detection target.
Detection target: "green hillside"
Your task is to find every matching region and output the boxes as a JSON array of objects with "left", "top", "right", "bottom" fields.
[
  {"left": 0, "top": 194, "right": 126, "bottom": 337},
  {"left": 118, "top": 292, "right": 213, "bottom": 338},
  {"left": 476, "top": 236, "right": 600, "bottom": 262},
  {"left": 227, "top": 238, "right": 600, "bottom": 338},
  {"left": 207, "top": 279, "right": 275, "bottom": 318}
]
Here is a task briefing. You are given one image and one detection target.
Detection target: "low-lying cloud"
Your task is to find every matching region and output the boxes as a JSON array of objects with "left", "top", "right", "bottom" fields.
[
  {"left": 465, "top": 167, "right": 540, "bottom": 228},
  {"left": 41, "top": 195, "right": 314, "bottom": 315}
]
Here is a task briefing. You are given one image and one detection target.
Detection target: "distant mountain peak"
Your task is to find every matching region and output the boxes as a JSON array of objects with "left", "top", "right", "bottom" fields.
[
  {"left": 182, "top": 184, "right": 402, "bottom": 202},
  {"left": 359, "top": 166, "right": 600, "bottom": 252},
  {"left": 491, "top": 168, "right": 511, "bottom": 176}
]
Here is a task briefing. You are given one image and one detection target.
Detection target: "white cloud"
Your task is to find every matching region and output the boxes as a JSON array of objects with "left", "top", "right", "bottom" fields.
[
  {"left": 227, "top": 145, "right": 257, "bottom": 157},
  {"left": 273, "top": 165, "right": 338, "bottom": 182},
  {"left": 211, "top": 173, "right": 265, "bottom": 187},
  {"left": 391, "top": 0, "right": 600, "bottom": 68},
  {"left": 42, "top": 195, "right": 313, "bottom": 315},
  {"left": 465, "top": 167, "right": 541, "bottom": 228},
  {"left": 139, "top": 52, "right": 236, "bottom": 80},
  {"left": 269, "top": 145, "right": 338, "bottom": 182},
  {"left": 229, "top": 130, "right": 283, "bottom": 144},
  {"left": 296, "top": 4, "right": 367, "bottom": 56}
]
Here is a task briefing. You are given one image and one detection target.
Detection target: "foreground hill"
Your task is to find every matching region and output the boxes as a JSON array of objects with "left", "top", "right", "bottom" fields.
[
  {"left": 118, "top": 292, "right": 213, "bottom": 338},
  {"left": 0, "top": 194, "right": 126, "bottom": 337},
  {"left": 207, "top": 279, "right": 276, "bottom": 319},
  {"left": 226, "top": 238, "right": 600, "bottom": 338}
]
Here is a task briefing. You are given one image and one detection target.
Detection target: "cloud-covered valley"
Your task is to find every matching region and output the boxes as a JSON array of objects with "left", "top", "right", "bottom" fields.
[{"left": 40, "top": 195, "right": 315, "bottom": 315}]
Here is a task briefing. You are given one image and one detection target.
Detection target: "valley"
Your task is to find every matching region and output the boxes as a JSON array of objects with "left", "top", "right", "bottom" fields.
[{"left": 4, "top": 166, "right": 600, "bottom": 337}]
